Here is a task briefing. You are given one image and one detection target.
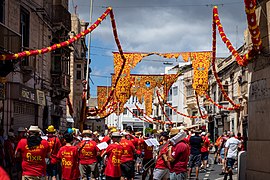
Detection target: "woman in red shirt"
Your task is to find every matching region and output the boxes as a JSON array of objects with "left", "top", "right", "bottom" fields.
[
  {"left": 57, "top": 132, "right": 80, "bottom": 180},
  {"left": 101, "top": 132, "right": 123, "bottom": 180}
]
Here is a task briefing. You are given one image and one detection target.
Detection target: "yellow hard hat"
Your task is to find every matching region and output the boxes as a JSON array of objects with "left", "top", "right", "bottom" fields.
[
  {"left": 110, "top": 128, "right": 117, "bottom": 133},
  {"left": 46, "top": 125, "right": 56, "bottom": 133}
]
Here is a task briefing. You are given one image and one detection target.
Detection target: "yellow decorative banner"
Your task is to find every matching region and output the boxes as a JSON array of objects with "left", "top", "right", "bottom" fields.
[
  {"left": 97, "top": 86, "right": 112, "bottom": 117},
  {"left": 191, "top": 52, "right": 212, "bottom": 96}
]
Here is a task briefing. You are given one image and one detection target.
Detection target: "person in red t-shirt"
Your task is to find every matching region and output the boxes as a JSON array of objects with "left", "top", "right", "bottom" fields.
[
  {"left": 78, "top": 130, "right": 100, "bottom": 180},
  {"left": 135, "top": 132, "right": 144, "bottom": 175},
  {"left": 57, "top": 132, "right": 80, "bottom": 180},
  {"left": 15, "top": 126, "right": 50, "bottom": 179},
  {"left": 46, "top": 125, "right": 61, "bottom": 180},
  {"left": 142, "top": 136, "right": 154, "bottom": 180},
  {"left": 200, "top": 132, "right": 210, "bottom": 172},
  {"left": 101, "top": 132, "right": 123, "bottom": 180},
  {"left": 153, "top": 131, "right": 171, "bottom": 180},
  {"left": 0, "top": 166, "right": 10, "bottom": 180},
  {"left": 119, "top": 132, "right": 136, "bottom": 180},
  {"left": 168, "top": 128, "right": 190, "bottom": 180}
]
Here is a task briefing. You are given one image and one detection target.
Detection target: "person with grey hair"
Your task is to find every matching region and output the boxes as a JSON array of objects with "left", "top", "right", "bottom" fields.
[{"left": 223, "top": 132, "right": 241, "bottom": 180}]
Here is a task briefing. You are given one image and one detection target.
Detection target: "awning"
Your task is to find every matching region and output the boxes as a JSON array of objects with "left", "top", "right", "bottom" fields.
[{"left": 66, "top": 117, "right": 74, "bottom": 123}]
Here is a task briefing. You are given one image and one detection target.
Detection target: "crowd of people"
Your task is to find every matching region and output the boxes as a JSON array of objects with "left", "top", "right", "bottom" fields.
[{"left": 0, "top": 125, "right": 244, "bottom": 180}]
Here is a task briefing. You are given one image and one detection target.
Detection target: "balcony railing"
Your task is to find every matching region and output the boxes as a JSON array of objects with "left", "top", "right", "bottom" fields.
[
  {"left": 51, "top": 5, "right": 71, "bottom": 31},
  {"left": 51, "top": 73, "right": 70, "bottom": 92},
  {"left": 0, "top": 22, "right": 21, "bottom": 54}
]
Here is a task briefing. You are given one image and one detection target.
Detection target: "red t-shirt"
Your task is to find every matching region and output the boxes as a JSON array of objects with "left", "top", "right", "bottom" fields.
[
  {"left": 143, "top": 142, "right": 153, "bottom": 159},
  {"left": 57, "top": 145, "right": 80, "bottom": 180},
  {"left": 78, "top": 140, "right": 99, "bottom": 164},
  {"left": 101, "top": 135, "right": 111, "bottom": 144},
  {"left": 136, "top": 138, "right": 144, "bottom": 155},
  {"left": 130, "top": 137, "right": 138, "bottom": 147},
  {"left": 171, "top": 141, "right": 190, "bottom": 173},
  {"left": 155, "top": 144, "right": 168, "bottom": 169},
  {"left": 104, "top": 143, "right": 123, "bottom": 178},
  {"left": 0, "top": 166, "right": 10, "bottom": 180},
  {"left": 16, "top": 139, "right": 50, "bottom": 177},
  {"left": 201, "top": 136, "right": 210, "bottom": 153},
  {"left": 120, "top": 139, "right": 135, "bottom": 163},
  {"left": 47, "top": 137, "right": 61, "bottom": 164}
]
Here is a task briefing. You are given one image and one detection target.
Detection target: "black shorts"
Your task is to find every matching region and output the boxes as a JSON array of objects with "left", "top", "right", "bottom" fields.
[
  {"left": 120, "top": 160, "right": 135, "bottom": 178},
  {"left": 201, "top": 152, "right": 209, "bottom": 161},
  {"left": 46, "top": 163, "right": 58, "bottom": 176}
]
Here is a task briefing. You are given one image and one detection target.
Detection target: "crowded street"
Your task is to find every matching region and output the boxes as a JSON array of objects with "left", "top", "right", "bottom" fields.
[{"left": 1, "top": 0, "right": 270, "bottom": 179}]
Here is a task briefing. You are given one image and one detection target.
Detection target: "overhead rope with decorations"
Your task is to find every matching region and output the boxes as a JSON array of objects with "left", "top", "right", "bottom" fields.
[{"left": 213, "top": 2, "right": 262, "bottom": 67}]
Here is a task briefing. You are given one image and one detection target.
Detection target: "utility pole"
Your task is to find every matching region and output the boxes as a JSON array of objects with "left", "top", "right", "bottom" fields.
[{"left": 86, "top": 0, "right": 93, "bottom": 101}]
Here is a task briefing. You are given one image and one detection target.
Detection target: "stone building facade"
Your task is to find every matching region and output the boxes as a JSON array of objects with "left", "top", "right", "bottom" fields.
[{"left": 0, "top": 0, "right": 71, "bottom": 134}]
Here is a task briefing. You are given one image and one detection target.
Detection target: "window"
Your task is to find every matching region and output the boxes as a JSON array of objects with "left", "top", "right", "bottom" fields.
[
  {"left": 220, "top": 81, "right": 228, "bottom": 102},
  {"left": 167, "top": 88, "right": 172, "bottom": 101},
  {"left": 76, "top": 64, "right": 81, "bottom": 69},
  {"left": 20, "top": 7, "right": 30, "bottom": 48},
  {"left": 123, "top": 108, "right": 127, "bottom": 115},
  {"left": 173, "top": 86, "right": 178, "bottom": 96},
  {"left": 76, "top": 70, "right": 81, "bottom": 80},
  {"left": 132, "top": 109, "right": 143, "bottom": 117},
  {"left": 186, "top": 85, "right": 194, "bottom": 97},
  {"left": 0, "top": 0, "right": 4, "bottom": 23}
]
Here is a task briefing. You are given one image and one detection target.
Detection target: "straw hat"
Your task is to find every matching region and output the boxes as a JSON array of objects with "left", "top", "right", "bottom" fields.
[
  {"left": 111, "top": 132, "right": 122, "bottom": 137},
  {"left": 157, "top": 129, "right": 163, "bottom": 134},
  {"left": 93, "top": 131, "right": 99, "bottom": 136},
  {"left": 169, "top": 128, "right": 180, "bottom": 137},
  {"left": 135, "top": 131, "right": 142, "bottom": 136},
  {"left": 28, "top": 126, "right": 41, "bottom": 132},
  {"left": 46, "top": 125, "right": 56, "bottom": 133},
  {"left": 82, "top": 129, "right": 92, "bottom": 135}
]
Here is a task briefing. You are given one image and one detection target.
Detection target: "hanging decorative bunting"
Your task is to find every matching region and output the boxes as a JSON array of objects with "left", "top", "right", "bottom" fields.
[
  {"left": 213, "top": 5, "right": 261, "bottom": 66},
  {"left": 97, "top": 86, "right": 112, "bottom": 117},
  {"left": 191, "top": 51, "right": 212, "bottom": 96},
  {"left": 0, "top": 7, "right": 113, "bottom": 61},
  {"left": 211, "top": 11, "right": 241, "bottom": 109},
  {"left": 163, "top": 73, "right": 181, "bottom": 100}
]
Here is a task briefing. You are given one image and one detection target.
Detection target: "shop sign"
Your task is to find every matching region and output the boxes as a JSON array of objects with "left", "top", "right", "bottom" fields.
[
  {"left": 36, "top": 90, "right": 46, "bottom": 106},
  {"left": 21, "top": 86, "right": 35, "bottom": 103}
]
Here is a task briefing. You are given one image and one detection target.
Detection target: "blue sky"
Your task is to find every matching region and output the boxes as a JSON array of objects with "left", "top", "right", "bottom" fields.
[{"left": 69, "top": 0, "right": 247, "bottom": 97}]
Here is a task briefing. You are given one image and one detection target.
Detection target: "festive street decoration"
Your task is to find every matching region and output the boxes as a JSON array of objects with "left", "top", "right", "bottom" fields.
[
  {"left": 157, "top": 91, "right": 206, "bottom": 119},
  {"left": 126, "top": 107, "right": 155, "bottom": 124},
  {"left": 0, "top": 7, "right": 113, "bottom": 60},
  {"left": 204, "top": 92, "right": 240, "bottom": 110},
  {"left": 156, "top": 92, "right": 173, "bottom": 124},
  {"left": 213, "top": 5, "right": 261, "bottom": 66},
  {"left": 97, "top": 86, "right": 112, "bottom": 117},
  {"left": 211, "top": 11, "right": 241, "bottom": 109},
  {"left": 191, "top": 52, "right": 212, "bottom": 96},
  {"left": 195, "top": 92, "right": 208, "bottom": 119},
  {"left": 66, "top": 96, "right": 74, "bottom": 117}
]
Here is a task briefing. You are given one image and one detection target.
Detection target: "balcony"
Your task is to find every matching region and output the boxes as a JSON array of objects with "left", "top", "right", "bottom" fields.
[
  {"left": 51, "top": 73, "right": 70, "bottom": 100},
  {"left": 51, "top": 5, "right": 71, "bottom": 31}
]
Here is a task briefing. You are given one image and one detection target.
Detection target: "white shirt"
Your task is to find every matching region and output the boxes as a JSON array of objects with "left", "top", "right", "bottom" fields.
[{"left": 225, "top": 137, "right": 241, "bottom": 159}]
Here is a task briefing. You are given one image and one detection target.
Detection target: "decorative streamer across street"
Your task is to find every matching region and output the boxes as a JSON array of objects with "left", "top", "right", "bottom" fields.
[
  {"left": 156, "top": 91, "right": 205, "bottom": 119},
  {"left": 212, "top": 9, "right": 241, "bottom": 109},
  {"left": 213, "top": 3, "right": 262, "bottom": 66}
]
